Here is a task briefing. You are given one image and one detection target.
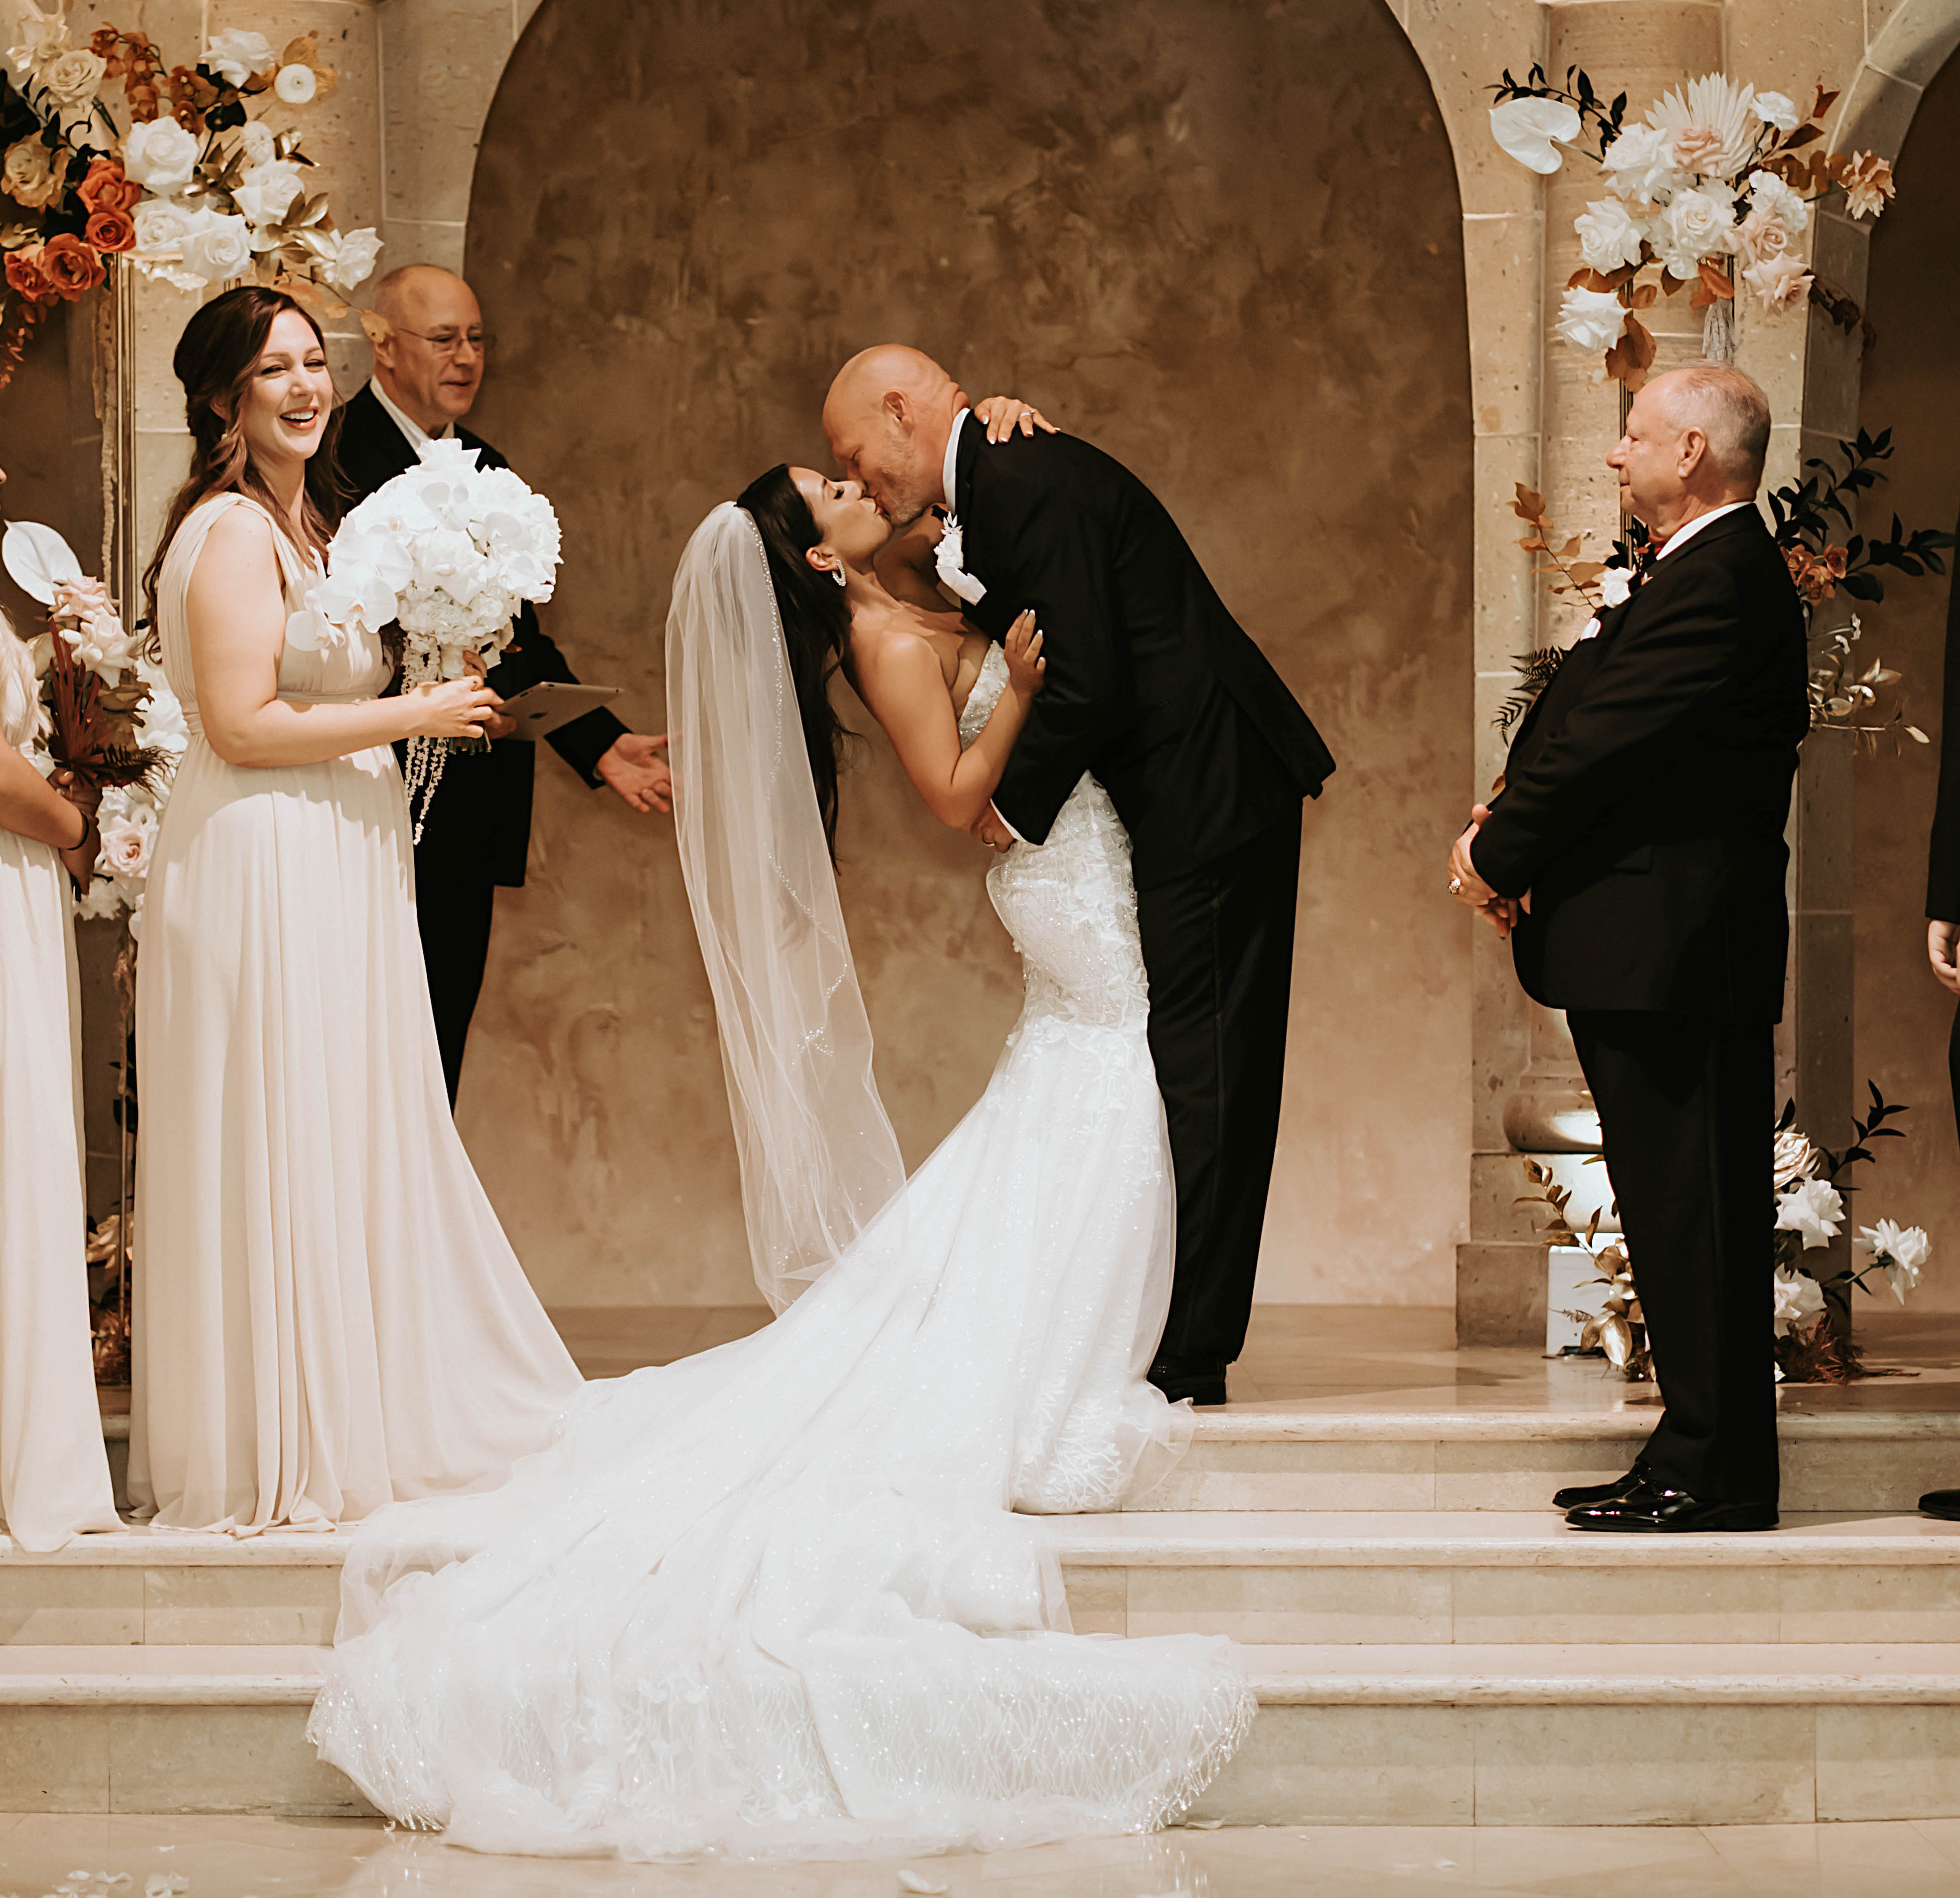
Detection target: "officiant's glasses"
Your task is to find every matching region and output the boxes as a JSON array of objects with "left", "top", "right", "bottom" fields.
[{"left": 396, "top": 326, "right": 495, "bottom": 360}]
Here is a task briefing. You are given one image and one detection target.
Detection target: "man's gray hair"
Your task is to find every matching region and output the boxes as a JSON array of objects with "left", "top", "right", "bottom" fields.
[{"left": 1657, "top": 362, "right": 1772, "bottom": 488}]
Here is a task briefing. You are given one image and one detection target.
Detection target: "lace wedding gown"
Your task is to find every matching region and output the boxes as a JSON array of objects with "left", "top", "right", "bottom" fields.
[
  {"left": 129, "top": 496, "right": 581, "bottom": 1533},
  {"left": 309, "top": 644, "right": 1253, "bottom": 1859}
]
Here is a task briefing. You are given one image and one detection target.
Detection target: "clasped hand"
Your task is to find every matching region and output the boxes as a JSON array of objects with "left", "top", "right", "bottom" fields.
[{"left": 1447, "top": 803, "right": 1529, "bottom": 937}]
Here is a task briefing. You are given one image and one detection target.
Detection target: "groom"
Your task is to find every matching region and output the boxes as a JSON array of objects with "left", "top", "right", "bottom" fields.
[{"left": 825, "top": 347, "right": 1335, "bottom": 1405}]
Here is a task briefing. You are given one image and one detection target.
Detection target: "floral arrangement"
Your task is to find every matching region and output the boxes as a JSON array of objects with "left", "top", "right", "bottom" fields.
[
  {"left": 0, "top": 8, "right": 379, "bottom": 387},
  {"left": 1532, "top": 1084, "right": 1928, "bottom": 1384},
  {"left": 289, "top": 438, "right": 561, "bottom": 837},
  {"left": 2, "top": 520, "right": 186, "bottom": 931},
  {"left": 1497, "top": 434, "right": 1953, "bottom": 747},
  {"left": 1489, "top": 66, "right": 1894, "bottom": 383}
]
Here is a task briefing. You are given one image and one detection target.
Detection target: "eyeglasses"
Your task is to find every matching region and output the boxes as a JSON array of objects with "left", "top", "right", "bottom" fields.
[{"left": 393, "top": 326, "right": 495, "bottom": 360}]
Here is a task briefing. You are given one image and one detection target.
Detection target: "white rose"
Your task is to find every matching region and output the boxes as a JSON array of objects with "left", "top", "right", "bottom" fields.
[
  {"left": 1489, "top": 97, "right": 1582, "bottom": 176},
  {"left": 131, "top": 199, "right": 190, "bottom": 260},
  {"left": 1599, "top": 567, "right": 1634, "bottom": 607},
  {"left": 38, "top": 46, "right": 104, "bottom": 108},
  {"left": 1772, "top": 1265, "right": 1825, "bottom": 1328},
  {"left": 1599, "top": 123, "right": 1687, "bottom": 205},
  {"left": 123, "top": 117, "right": 201, "bottom": 197},
  {"left": 1746, "top": 171, "right": 1811, "bottom": 235},
  {"left": 325, "top": 227, "right": 381, "bottom": 292},
  {"left": 1775, "top": 1177, "right": 1844, "bottom": 1248},
  {"left": 273, "top": 62, "right": 316, "bottom": 105},
  {"left": 1556, "top": 285, "right": 1627, "bottom": 354},
  {"left": 1751, "top": 91, "right": 1801, "bottom": 132},
  {"left": 1, "top": 133, "right": 60, "bottom": 208},
  {"left": 68, "top": 607, "right": 140, "bottom": 683},
  {"left": 236, "top": 121, "right": 277, "bottom": 168},
  {"left": 1857, "top": 1219, "right": 1929, "bottom": 1303},
  {"left": 1659, "top": 184, "right": 1739, "bottom": 276},
  {"left": 73, "top": 874, "right": 123, "bottom": 922},
  {"left": 1734, "top": 204, "right": 1793, "bottom": 268},
  {"left": 203, "top": 29, "right": 274, "bottom": 86},
  {"left": 99, "top": 815, "right": 152, "bottom": 880},
  {"left": 232, "top": 159, "right": 304, "bottom": 229},
  {"left": 1742, "top": 252, "right": 1813, "bottom": 315},
  {"left": 178, "top": 208, "right": 253, "bottom": 284},
  {"left": 1574, "top": 196, "right": 1649, "bottom": 274}
]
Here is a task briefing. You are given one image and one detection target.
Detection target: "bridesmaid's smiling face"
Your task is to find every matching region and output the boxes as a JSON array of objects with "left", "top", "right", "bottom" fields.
[{"left": 241, "top": 309, "right": 334, "bottom": 474}]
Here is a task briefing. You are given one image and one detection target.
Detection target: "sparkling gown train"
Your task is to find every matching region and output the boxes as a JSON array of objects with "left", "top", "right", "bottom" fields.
[
  {"left": 129, "top": 496, "right": 581, "bottom": 1534},
  {"left": 309, "top": 644, "right": 1253, "bottom": 1858}
]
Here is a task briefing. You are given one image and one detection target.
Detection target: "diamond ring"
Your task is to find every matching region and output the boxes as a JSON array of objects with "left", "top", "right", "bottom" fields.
[{"left": 1447, "top": 875, "right": 1463, "bottom": 896}]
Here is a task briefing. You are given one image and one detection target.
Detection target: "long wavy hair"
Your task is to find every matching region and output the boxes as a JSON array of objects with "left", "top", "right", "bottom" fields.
[
  {"left": 141, "top": 285, "right": 344, "bottom": 636},
  {"left": 736, "top": 464, "right": 856, "bottom": 856}
]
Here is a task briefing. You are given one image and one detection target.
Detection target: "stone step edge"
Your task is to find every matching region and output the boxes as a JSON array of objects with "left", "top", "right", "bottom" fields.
[
  {"left": 95, "top": 1410, "right": 1960, "bottom": 1448},
  {"left": 8, "top": 1644, "right": 1960, "bottom": 1709}
]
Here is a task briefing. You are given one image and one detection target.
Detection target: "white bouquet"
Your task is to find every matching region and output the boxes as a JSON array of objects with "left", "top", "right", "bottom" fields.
[{"left": 288, "top": 438, "right": 562, "bottom": 837}]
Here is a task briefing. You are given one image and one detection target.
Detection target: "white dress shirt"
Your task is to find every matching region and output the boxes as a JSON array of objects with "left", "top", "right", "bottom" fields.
[
  {"left": 1653, "top": 499, "right": 1754, "bottom": 562},
  {"left": 941, "top": 405, "right": 971, "bottom": 514},
  {"left": 368, "top": 375, "right": 453, "bottom": 449}
]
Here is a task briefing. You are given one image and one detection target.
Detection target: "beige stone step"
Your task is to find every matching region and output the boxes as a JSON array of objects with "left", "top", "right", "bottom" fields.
[
  {"left": 3, "top": 1641, "right": 1956, "bottom": 1825},
  {"left": 1049, "top": 1509, "right": 1960, "bottom": 1645},
  {"left": 1131, "top": 1409, "right": 1960, "bottom": 1512}
]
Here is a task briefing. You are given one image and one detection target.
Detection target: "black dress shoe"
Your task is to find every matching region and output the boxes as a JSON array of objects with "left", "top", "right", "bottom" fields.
[
  {"left": 1551, "top": 1466, "right": 1646, "bottom": 1512},
  {"left": 1149, "top": 1355, "right": 1228, "bottom": 1406},
  {"left": 1565, "top": 1481, "right": 1778, "bottom": 1533},
  {"left": 1920, "top": 1489, "right": 1960, "bottom": 1521}
]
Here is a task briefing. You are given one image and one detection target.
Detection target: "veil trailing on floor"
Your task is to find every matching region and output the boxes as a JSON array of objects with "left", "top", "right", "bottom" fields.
[{"left": 664, "top": 504, "right": 905, "bottom": 1310}]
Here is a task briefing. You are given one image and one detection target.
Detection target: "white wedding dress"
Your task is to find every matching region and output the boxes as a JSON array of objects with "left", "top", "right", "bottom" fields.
[
  {"left": 129, "top": 496, "right": 581, "bottom": 1534},
  {"left": 309, "top": 631, "right": 1253, "bottom": 1859}
]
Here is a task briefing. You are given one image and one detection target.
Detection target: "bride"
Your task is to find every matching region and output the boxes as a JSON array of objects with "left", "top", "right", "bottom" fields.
[{"left": 309, "top": 408, "right": 1253, "bottom": 1858}]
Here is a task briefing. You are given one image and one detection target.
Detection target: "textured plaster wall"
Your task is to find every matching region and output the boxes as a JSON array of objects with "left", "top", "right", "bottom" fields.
[
  {"left": 1854, "top": 41, "right": 1960, "bottom": 1308},
  {"left": 455, "top": 0, "right": 1475, "bottom": 1309}
]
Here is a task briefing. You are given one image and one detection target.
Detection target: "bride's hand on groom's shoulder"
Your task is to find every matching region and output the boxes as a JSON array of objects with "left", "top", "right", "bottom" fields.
[
  {"left": 973, "top": 395, "right": 1059, "bottom": 444},
  {"left": 1004, "top": 610, "right": 1046, "bottom": 700}
]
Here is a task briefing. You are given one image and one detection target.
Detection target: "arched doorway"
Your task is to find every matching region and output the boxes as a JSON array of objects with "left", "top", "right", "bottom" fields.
[{"left": 458, "top": 0, "right": 1475, "bottom": 1311}]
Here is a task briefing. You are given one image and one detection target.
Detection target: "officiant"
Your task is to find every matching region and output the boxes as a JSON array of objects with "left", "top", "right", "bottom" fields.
[{"left": 335, "top": 263, "right": 673, "bottom": 1106}]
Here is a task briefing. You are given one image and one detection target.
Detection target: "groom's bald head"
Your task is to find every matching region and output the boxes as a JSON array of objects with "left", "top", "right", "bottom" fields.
[{"left": 823, "top": 346, "right": 966, "bottom": 527}]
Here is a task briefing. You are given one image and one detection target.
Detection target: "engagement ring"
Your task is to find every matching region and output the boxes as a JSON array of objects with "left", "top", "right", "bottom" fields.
[{"left": 1448, "top": 875, "right": 1463, "bottom": 896}]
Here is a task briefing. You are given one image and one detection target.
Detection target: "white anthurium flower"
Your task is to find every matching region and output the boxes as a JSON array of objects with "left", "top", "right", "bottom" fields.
[
  {"left": 1489, "top": 96, "right": 1582, "bottom": 175},
  {"left": 1575, "top": 196, "right": 1649, "bottom": 273},
  {"left": 1598, "top": 123, "right": 1687, "bottom": 205},
  {"left": 122, "top": 116, "right": 200, "bottom": 196},
  {"left": 325, "top": 227, "right": 382, "bottom": 292},
  {"left": 1776, "top": 1176, "right": 1844, "bottom": 1248},
  {"left": 1647, "top": 73, "right": 1759, "bottom": 180},
  {"left": 1772, "top": 1265, "right": 1826, "bottom": 1329},
  {"left": 1742, "top": 252, "right": 1813, "bottom": 314},
  {"left": 1555, "top": 284, "right": 1627, "bottom": 354},
  {"left": 232, "top": 159, "right": 305, "bottom": 230},
  {"left": 178, "top": 207, "right": 254, "bottom": 283},
  {"left": 203, "top": 28, "right": 274, "bottom": 85},
  {"left": 1599, "top": 567, "right": 1635, "bottom": 607},
  {"left": 274, "top": 61, "right": 317, "bottom": 104},
  {"left": 1751, "top": 90, "right": 1802, "bottom": 132},
  {"left": 1658, "top": 183, "right": 1740, "bottom": 277}
]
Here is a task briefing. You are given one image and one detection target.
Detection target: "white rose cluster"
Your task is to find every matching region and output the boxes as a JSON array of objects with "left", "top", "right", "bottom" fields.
[
  {"left": 71, "top": 664, "right": 186, "bottom": 935},
  {"left": 290, "top": 439, "right": 561, "bottom": 684}
]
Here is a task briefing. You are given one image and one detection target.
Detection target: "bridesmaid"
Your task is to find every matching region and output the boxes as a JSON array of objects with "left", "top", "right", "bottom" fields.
[
  {"left": 129, "top": 286, "right": 582, "bottom": 1534},
  {"left": 0, "top": 589, "right": 121, "bottom": 1550}
]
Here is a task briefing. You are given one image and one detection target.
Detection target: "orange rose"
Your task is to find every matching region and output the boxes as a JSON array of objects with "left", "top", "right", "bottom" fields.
[
  {"left": 77, "top": 157, "right": 141, "bottom": 216},
  {"left": 39, "top": 233, "right": 105, "bottom": 299},
  {"left": 85, "top": 208, "right": 136, "bottom": 254},
  {"left": 4, "top": 245, "right": 52, "bottom": 301}
]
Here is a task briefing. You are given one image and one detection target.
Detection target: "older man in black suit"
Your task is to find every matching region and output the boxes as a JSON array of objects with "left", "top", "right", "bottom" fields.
[
  {"left": 336, "top": 264, "right": 672, "bottom": 1106},
  {"left": 1451, "top": 363, "right": 1809, "bottom": 1532}
]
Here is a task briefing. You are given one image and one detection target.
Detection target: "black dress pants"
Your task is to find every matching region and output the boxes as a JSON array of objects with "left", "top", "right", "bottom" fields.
[
  {"left": 1566, "top": 1009, "right": 1779, "bottom": 1506},
  {"left": 1135, "top": 807, "right": 1302, "bottom": 1367},
  {"left": 414, "top": 875, "right": 497, "bottom": 1110}
]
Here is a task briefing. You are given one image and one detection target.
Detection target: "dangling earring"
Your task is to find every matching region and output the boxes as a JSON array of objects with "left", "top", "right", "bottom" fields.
[{"left": 831, "top": 562, "right": 847, "bottom": 589}]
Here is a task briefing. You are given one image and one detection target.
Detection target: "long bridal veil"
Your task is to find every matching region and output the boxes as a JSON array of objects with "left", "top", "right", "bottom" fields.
[{"left": 666, "top": 503, "right": 904, "bottom": 1309}]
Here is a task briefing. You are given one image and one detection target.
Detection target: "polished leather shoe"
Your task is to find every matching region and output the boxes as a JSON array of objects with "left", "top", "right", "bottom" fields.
[
  {"left": 1920, "top": 1489, "right": 1960, "bottom": 1522},
  {"left": 1565, "top": 1481, "right": 1777, "bottom": 1533},
  {"left": 1149, "top": 1355, "right": 1228, "bottom": 1406},
  {"left": 1551, "top": 1465, "right": 1646, "bottom": 1512}
]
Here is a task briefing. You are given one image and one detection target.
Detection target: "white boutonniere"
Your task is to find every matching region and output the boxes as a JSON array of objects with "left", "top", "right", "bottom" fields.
[
  {"left": 933, "top": 510, "right": 987, "bottom": 605},
  {"left": 1599, "top": 566, "right": 1635, "bottom": 607}
]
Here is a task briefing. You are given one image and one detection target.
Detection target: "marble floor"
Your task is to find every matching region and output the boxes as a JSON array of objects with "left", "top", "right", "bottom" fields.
[
  {"left": 9, "top": 1815, "right": 1960, "bottom": 1896},
  {"left": 547, "top": 1303, "right": 1960, "bottom": 1416}
]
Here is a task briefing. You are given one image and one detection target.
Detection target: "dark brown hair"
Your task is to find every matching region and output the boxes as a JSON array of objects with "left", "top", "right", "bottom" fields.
[
  {"left": 141, "top": 285, "right": 344, "bottom": 634},
  {"left": 736, "top": 463, "right": 856, "bottom": 856}
]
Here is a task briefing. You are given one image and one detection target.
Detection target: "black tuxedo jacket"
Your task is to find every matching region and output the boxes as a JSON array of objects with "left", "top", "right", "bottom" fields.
[
  {"left": 1472, "top": 505, "right": 1808, "bottom": 1023},
  {"left": 333, "top": 383, "right": 626, "bottom": 887},
  {"left": 950, "top": 424, "right": 1333, "bottom": 889},
  {"left": 1925, "top": 503, "right": 1960, "bottom": 922}
]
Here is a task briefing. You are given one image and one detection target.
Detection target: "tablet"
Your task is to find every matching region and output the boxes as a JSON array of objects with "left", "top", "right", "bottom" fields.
[{"left": 496, "top": 681, "right": 624, "bottom": 739}]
